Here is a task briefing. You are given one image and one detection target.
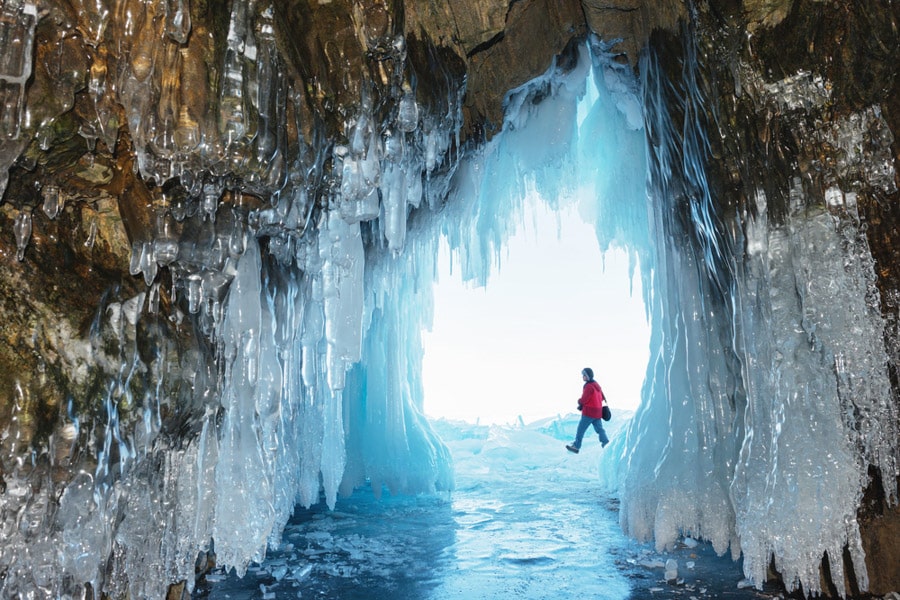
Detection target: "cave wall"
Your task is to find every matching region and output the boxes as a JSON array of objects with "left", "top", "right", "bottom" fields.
[
  {"left": 649, "top": 0, "right": 900, "bottom": 594},
  {"left": 0, "top": 0, "right": 898, "bottom": 596}
]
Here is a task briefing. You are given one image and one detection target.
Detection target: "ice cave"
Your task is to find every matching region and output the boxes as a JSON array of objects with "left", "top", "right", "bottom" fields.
[{"left": 0, "top": 0, "right": 898, "bottom": 598}]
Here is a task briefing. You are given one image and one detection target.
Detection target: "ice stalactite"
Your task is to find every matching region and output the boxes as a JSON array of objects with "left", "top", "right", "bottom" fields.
[
  {"left": 438, "top": 41, "right": 592, "bottom": 289},
  {"left": 205, "top": 193, "right": 454, "bottom": 578}
]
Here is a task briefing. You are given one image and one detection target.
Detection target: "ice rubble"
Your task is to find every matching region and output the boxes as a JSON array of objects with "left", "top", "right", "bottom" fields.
[{"left": 0, "top": 1, "right": 897, "bottom": 596}]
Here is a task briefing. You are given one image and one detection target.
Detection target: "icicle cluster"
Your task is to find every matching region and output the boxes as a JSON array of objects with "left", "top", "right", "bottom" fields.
[
  {"left": 1, "top": 0, "right": 461, "bottom": 596},
  {"left": 0, "top": 0, "right": 36, "bottom": 142},
  {"left": 0, "top": 0, "right": 36, "bottom": 201}
]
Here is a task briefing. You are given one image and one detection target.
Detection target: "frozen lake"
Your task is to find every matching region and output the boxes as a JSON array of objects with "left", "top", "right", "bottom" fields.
[{"left": 195, "top": 416, "right": 784, "bottom": 600}]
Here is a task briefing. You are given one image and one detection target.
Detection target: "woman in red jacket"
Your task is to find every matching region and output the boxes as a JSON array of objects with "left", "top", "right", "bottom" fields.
[{"left": 566, "top": 367, "right": 609, "bottom": 453}]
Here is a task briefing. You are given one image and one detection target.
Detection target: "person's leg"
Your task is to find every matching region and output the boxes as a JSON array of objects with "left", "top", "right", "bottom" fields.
[
  {"left": 573, "top": 415, "right": 593, "bottom": 449},
  {"left": 592, "top": 418, "right": 609, "bottom": 446}
]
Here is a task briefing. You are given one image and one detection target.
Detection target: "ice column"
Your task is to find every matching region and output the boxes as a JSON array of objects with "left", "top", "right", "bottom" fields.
[
  {"left": 341, "top": 220, "right": 453, "bottom": 498},
  {"left": 318, "top": 210, "right": 365, "bottom": 501},
  {"left": 214, "top": 239, "right": 281, "bottom": 573},
  {"left": 601, "top": 35, "right": 899, "bottom": 598}
]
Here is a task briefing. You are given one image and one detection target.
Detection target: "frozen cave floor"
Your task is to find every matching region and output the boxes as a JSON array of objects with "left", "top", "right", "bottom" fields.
[{"left": 194, "top": 416, "right": 792, "bottom": 600}]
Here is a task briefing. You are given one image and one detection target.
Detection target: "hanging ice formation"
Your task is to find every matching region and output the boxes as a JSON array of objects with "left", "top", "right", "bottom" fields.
[
  {"left": 0, "top": 0, "right": 898, "bottom": 597},
  {"left": 0, "top": 0, "right": 459, "bottom": 595},
  {"left": 599, "top": 26, "right": 900, "bottom": 600}
]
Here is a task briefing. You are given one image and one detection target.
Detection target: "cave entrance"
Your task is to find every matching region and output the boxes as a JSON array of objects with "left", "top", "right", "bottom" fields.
[
  {"left": 421, "top": 196, "right": 649, "bottom": 426},
  {"left": 420, "top": 45, "right": 651, "bottom": 427}
]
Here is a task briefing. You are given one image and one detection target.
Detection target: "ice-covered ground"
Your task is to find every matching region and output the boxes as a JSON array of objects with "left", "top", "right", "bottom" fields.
[{"left": 195, "top": 414, "right": 792, "bottom": 600}]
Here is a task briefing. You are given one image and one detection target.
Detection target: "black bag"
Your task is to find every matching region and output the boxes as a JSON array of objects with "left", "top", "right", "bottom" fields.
[{"left": 601, "top": 405, "right": 611, "bottom": 421}]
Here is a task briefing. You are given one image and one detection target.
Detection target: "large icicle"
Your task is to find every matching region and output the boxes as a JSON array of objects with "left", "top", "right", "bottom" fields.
[{"left": 214, "top": 239, "right": 280, "bottom": 574}]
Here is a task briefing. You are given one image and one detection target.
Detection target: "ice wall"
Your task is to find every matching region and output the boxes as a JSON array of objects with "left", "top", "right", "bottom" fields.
[
  {"left": 1, "top": 0, "right": 462, "bottom": 595},
  {"left": 601, "top": 28, "right": 900, "bottom": 598}
]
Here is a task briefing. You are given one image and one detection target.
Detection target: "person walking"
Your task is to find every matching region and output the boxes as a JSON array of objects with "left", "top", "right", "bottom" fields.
[{"left": 566, "top": 367, "right": 609, "bottom": 453}]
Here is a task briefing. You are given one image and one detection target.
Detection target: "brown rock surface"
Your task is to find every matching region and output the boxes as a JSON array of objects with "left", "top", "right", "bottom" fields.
[{"left": 582, "top": 0, "right": 685, "bottom": 64}]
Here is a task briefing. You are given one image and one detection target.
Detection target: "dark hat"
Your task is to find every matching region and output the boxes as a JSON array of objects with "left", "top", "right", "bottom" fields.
[{"left": 582, "top": 367, "right": 594, "bottom": 380}]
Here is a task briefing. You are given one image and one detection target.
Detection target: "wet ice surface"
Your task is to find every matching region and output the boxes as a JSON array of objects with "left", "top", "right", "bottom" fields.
[{"left": 196, "top": 416, "right": 786, "bottom": 600}]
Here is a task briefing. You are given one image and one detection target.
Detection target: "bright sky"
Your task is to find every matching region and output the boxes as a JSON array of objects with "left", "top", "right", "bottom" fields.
[{"left": 422, "top": 199, "right": 650, "bottom": 425}]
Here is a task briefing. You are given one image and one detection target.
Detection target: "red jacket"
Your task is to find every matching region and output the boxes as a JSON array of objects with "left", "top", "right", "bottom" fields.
[{"left": 579, "top": 380, "right": 605, "bottom": 419}]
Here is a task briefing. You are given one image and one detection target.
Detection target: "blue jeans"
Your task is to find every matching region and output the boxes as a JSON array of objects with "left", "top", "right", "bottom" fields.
[{"left": 573, "top": 415, "right": 609, "bottom": 449}]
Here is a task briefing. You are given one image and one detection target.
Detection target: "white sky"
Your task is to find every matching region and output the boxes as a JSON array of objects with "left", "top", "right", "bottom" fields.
[{"left": 422, "top": 200, "right": 650, "bottom": 425}]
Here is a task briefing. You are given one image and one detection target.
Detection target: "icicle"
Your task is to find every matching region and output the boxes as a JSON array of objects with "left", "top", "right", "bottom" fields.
[
  {"left": 396, "top": 86, "right": 419, "bottom": 133},
  {"left": 129, "top": 240, "right": 143, "bottom": 275},
  {"left": 214, "top": 239, "right": 280, "bottom": 575},
  {"left": 153, "top": 210, "right": 179, "bottom": 265},
  {"left": 174, "top": 104, "right": 200, "bottom": 153},
  {"left": 129, "top": 0, "right": 159, "bottom": 83},
  {"left": 250, "top": 5, "right": 280, "bottom": 170},
  {"left": 381, "top": 162, "right": 406, "bottom": 250},
  {"left": 185, "top": 272, "right": 201, "bottom": 313},
  {"left": 13, "top": 209, "right": 31, "bottom": 261},
  {"left": 406, "top": 166, "right": 423, "bottom": 209},
  {"left": 228, "top": 214, "right": 245, "bottom": 257},
  {"left": 139, "top": 240, "right": 158, "bottom": 285},
  {"left": 200, "top": 269, "right": 230, "bottom": 319},
  {"left": 218, "top": 1, "right": 250, "bottom": 146},
  {"left": 201, "top": 178, "right": 222, "bottom": 222},
  {"left": 41, "top": 184, "right": 62, "bottom": 219},
  {"left": 165, "top": 0, "right": 191, "bottom": 44},
  {"left": 147, "top": 280, "right": 160, "bottom": 314},
  {"left": 319, "top": 210, "right": 365, "bottom": 391}
]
